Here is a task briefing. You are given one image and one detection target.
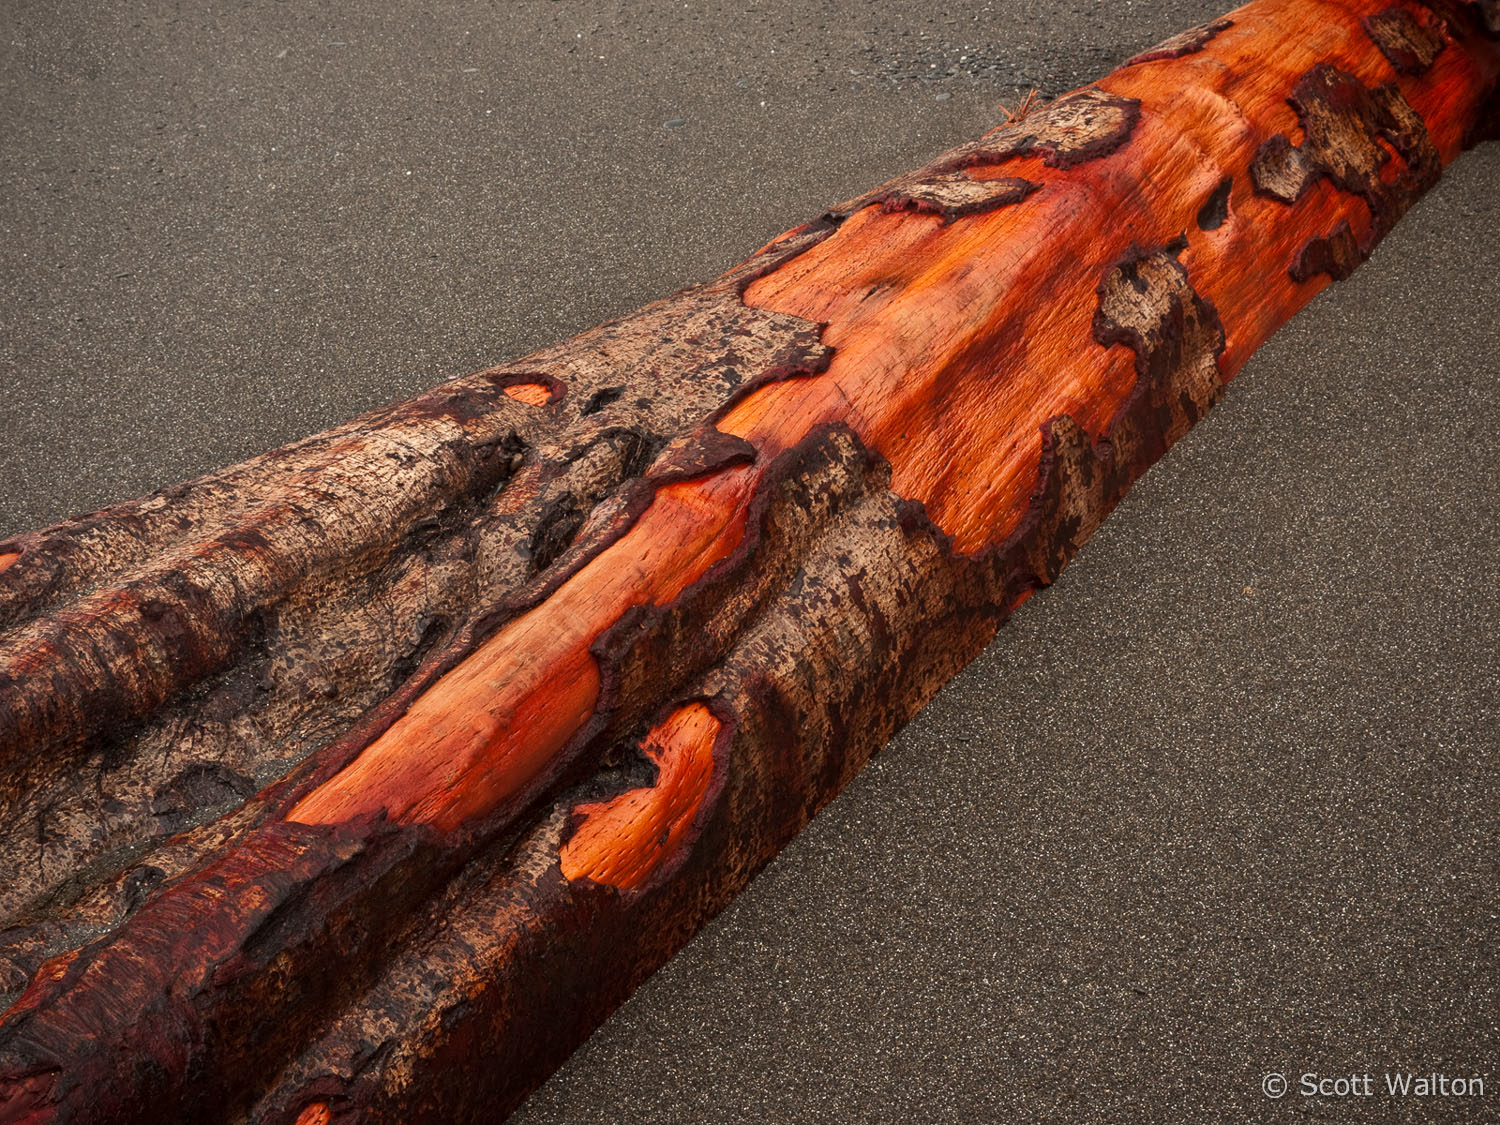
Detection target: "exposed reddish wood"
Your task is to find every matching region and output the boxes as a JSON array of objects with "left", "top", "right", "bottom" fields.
[
  {"left": 559, "top": 702, "right": 723, "bottom": 889},
  {"left": 500, "top": 382, "right": 557, "bottom": 407},
  {"left": 0, "top": 1, "right": 1496, "bottom": 1122}
]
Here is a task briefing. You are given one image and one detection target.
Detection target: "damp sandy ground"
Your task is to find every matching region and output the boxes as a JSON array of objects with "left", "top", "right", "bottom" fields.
[{"left": 2, "top": 2, "right": 1496, "bottom": 1121}]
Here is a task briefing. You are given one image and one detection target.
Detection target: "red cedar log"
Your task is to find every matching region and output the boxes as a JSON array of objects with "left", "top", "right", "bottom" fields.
[{"left": 0, "top": 0, "right": 1497, "bottom": 1121}]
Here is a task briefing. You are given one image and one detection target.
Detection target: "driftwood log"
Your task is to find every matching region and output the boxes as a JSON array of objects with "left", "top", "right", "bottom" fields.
[{"left": 2, "top": 0, "right": 1498, "bottom": 1121}]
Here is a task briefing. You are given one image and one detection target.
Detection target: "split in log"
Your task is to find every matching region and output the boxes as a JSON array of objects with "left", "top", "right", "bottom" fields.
[{"left": 1, "top": 0, "right": 1497, "bottom": 1121}]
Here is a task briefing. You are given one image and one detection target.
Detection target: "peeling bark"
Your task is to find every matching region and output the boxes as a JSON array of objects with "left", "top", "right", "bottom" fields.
[
  {"left": 1365, "top": 6, "right": 1449, "bottom": 74},
  {"left": 830, "top": 86, "right": 1139, "bottom": 221},
  {"left": 1125, "top": 17, "right": 1236, "bottom": 65},
  {"left": 1, "top": 0, "right": 1497, "bottom": 1121}
]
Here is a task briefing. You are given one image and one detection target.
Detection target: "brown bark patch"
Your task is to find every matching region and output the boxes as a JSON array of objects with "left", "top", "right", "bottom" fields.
[
  {"left": 969, "top": 87, "right": 1143, "bottom": 169},
  {"left": 1125, "top": 17, "right": 1235, "bottom": 65},
  {"left": 875, "top": 173, "right": 1041, "bottom": 222},
  {"left": 1364, "top": 7, "right": 1448, "bottom": 73},
  {"left": 1003, "top": 241, "right": 1228, "bottom": 590},
  {"left": 645, "top": 427, "right": 759, "bottom": 484},
  {"left": 1291, "top": 220, "right": 1364, "bottom": 282},
  {"left": 1092, "top": 243, "right": 1227, "bottom": 455},
  {"left": 831, "top": 87, "right": 1139, "bottom": 220},
  {"left": 1251, "top": 63, "right": 1440, "bottom": 273},
  {"left": 1249, "top": 133, "right": 1314, "bottom": 203},
  {"left": 1017, "top": 415, "right": 1109, "bottom": 587}
]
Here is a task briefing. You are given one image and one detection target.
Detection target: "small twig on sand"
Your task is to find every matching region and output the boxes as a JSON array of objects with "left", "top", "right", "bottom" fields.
[{"left": 998, "top": 87, "right": 1041, "bottom": 125}]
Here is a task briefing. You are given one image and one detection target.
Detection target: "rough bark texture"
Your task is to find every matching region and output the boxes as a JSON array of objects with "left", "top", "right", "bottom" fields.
[{"left": 1, "top": 1, "right": 1497, "bottom": 1121}]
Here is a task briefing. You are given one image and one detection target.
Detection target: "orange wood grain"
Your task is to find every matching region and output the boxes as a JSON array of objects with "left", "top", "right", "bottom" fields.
[{"left": 502, "top": 382, "right": 556, "bottom": 406}]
